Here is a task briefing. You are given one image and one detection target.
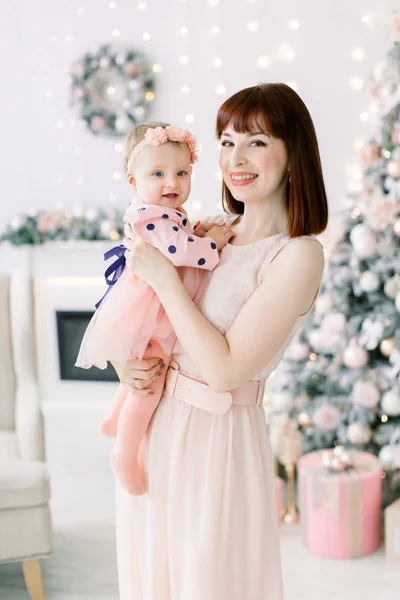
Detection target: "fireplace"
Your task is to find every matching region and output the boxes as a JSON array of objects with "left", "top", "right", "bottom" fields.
[{"left": 56, "top": 310, "right": 118, "bottom": 382}]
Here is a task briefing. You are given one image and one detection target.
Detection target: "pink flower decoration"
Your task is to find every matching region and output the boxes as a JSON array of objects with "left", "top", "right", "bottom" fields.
[
  {"left": 123, "top": 62, "right": 140, "bottom": 76},
  {"left": 313, "top": 404, "right": 341, "bottom": 432},
  {"left": 365, "top": 197, "right": 399, "bottom": 231},
  {"left": 165, "top": 125, "right": 186, "bottom": 141},
  {"left": 37, "top": 211, "right": 63, "bottom": 233},
  {"left": 145, "top": 126, "right": 168, "bottom": 145},
  {"left": 359, "top": 142, "right": 380, "bottom": 167}
]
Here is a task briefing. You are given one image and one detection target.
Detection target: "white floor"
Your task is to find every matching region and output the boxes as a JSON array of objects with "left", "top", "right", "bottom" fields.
[{"left": 0, "top": 403, "right": 399, "bottom": 599}]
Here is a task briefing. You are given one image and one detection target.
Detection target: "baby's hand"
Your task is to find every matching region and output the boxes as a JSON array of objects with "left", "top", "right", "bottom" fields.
[{"left": 205, "top": 225, "right": 234, "bottom": 250}]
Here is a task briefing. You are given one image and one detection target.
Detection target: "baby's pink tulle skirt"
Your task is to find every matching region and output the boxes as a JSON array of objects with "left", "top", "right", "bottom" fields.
[{"left": 75, "top": 266, "right": 207, "bottom": 369}]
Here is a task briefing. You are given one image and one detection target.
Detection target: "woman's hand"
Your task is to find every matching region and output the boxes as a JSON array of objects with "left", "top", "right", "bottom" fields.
[
  {"left": 123, "top": 224, "right": 175, "bottom": 291},
  {"left": 112, "top": 356, "right": 164, "bottom": 396}
]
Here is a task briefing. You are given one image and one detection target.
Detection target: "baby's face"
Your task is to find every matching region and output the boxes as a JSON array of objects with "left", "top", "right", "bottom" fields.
[{"left": 129, "top": 142, "right": 192, "bottom": 208}]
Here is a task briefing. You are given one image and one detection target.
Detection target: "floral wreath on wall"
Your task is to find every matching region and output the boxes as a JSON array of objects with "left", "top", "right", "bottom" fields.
[{"left": 70, "top": 44, "right": 155, "bottom": 137}]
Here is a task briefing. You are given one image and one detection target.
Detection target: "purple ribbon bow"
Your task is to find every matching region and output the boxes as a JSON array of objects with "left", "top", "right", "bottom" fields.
[{"left": 95, "top": 244, "right": 126, "bottom": 309}]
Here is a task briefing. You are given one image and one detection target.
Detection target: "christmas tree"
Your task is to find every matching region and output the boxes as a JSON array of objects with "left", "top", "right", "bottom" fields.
[{"left": 271, "top": 11, "right": 400, "bottom": 506}]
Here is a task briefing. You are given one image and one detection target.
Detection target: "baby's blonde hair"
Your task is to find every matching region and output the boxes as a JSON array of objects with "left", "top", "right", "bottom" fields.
[{"left": 123, "top": 121, "right": 170, "bottom": 174}]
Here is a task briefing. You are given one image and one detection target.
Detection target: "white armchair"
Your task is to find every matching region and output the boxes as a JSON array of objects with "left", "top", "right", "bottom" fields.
[{"left": 0, "top": 272, "right": 52, "bottom": 600}]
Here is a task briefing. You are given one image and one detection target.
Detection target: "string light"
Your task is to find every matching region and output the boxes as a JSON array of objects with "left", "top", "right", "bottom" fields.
[
  {"left": 45, "top": 91, "right": 54, "bottom": 99},
  {"left": 66, "top": 34, "right": 74, "bottom": 42},
  {"left": 360, "top": 111, "right": 369, "bottom": 122},
  {"left": 349, "top": 76, "right": 364, "bottom": 91},
  {"left": 351, "top": 47, "right": 365, "bottom": 61},
  {"left": 179, "top": 26, "right": 188, "bottom": 35},
  {"left": 109, "top": 1, "right": 117, "bottom": 8},
  {"left": 383, "top": 149, "right": 391, "bottom": 158},
  {"left": 185, "top": 114, "right": 195, "bottom": 123},
  {"left": 76, "top": 7, "right": 85, "bottom": 16},
  {"left": 145, "top": 92, "right": 155, "bottom": 101},
  {"left": 107, "top": 86, "right": 116, "bottom": 96},
  {"left": 216, "top": 84, "right": 226, "bottom": 95},
  {"left": 247, "top": 21, "right": 259, "bottom": 32},
  {"left": 114, "top": 143, "right": 123, "bottom": 152},
  {"left": 142, "top": 32, "right": 151, "bottom": 41},
  {"left": 152, "top": 63, "right": 163, "bottom": 73},
  {"left": 288, "top": 19, "right": 299, "bottom": 30},
  {"left": 179, "top": 55, "right": 189, "bottom": 64},
  {"left": 208, "top": 0, "right": 220, "bottom": 6},
  {"left": 213, "top": 57, "right": 223, "bottom": 68},
  {"left": 113, "top": 172, "right": 122, "bottom": 180},
  {"left": 278, "top": 43, "right": 295, "bottom": 60},
  {"left": 112, "top": 28, "right": 121, "bottom": 37},
  {"left": 361, "top": 13, "right": 374, "bottom": 26},
  {"left": 381, "top": 415, "right": 388, "bottom": 423},
  {"left": 257, "top": 55, "right": 272, "bottom": 69},
  {"left": 136, "top": 2, "right": 147, "bottom": 11},
  {"left": 76, "top": 177, "right": 84, "bottom": 185},
  {"left": 193, "top": 200, "right": 203, "bottom": 211},
  {"left": 181, "top": 85, "right": 190, "bottom": 94},
  {"left": 211, "top": 25, "right": 220, "bottom": 34}
]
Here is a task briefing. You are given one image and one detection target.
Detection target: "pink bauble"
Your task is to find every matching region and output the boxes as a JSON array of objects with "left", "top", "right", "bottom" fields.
[
  {"left": 359, "top": 142, "right": 380, "bottom": 167},
  {"left": 352, "top": 380, "right": 380, "bottom": 408},
  {"left": 313, "top": 404, "right": 341, "bottom": 432},
  {"left": 343, "top": 343, "right": 369, "bottom": 368},
  {"left": 347, "top": 422, "right": 372, "bottom": 445},
  {"left": 352, "top": 234, "right": 377, "bottom": 258},
  {"left": 387, "top": 159, "right": 400, "bottom": 178},
  {"left": 315, "top": 294, "right": 333, "bottom": 314},
  {"left": 289, "top": 342, "right": 310, "bottom": 361}
]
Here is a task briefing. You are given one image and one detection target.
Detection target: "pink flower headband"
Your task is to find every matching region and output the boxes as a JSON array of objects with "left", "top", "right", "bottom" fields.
[{"left": 127, "top": 125, "right": 199, "bottom": 173}]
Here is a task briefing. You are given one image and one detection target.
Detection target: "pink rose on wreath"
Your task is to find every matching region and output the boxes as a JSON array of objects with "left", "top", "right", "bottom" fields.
[
  {"left": 124, "top": 62, "right": 140, "bottom": 76},
  {"left": 72, "top": 62, "right": 85, "bottom": 77},
  {"left": 365, "top": 197, "right": 399, "bottom": 231},
  {"left": 37, "top": 211, "right": 63, "bottom": 233},
  {"left": 393, "top": 10, "right": 400, "bottom": 41},
  {"left": 312, "top": 404, "right": 341, "bottom": 432},
  {"left": 91, "top": 116, "right": 107, "bottom": 132},
  {"left": 359, "top": 142, "right": 380, "bottom": 167}
]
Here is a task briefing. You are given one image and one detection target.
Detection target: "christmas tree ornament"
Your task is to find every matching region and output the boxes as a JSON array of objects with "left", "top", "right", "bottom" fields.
[
  {"left": 343, "top": 342, "right": 369, "bottom": 368},
  {"left": 347, "top": 423, "right": 372, "bottom": 445},
  {"left": 380, "top": 337, "right": 395, "bottom": 357},
  {"left": 381, "top": 390, "right": 400, "bottom": 416},
  {"left": 359, "top": 271, "right": 380, "bottom": 292}
]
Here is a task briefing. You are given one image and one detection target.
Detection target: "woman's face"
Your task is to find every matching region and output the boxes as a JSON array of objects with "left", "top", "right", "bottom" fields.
[{"left": 218, "top": 123, "right": 289, "bottom": 204}]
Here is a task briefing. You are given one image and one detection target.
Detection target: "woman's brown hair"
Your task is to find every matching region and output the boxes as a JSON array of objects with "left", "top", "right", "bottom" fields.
[{"left": 216, "top": 83, "right": 329, "bottom": 237}]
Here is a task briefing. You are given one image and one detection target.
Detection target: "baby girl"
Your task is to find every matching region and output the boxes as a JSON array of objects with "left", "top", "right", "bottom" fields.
[{"left": 75, "top": 122, "right": 232, "bottom": 495}]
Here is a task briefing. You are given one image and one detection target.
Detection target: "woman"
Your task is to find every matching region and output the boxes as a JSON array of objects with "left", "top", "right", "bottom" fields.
[{"left": 114, "top": 83, "right": 328, "bottom": 599}]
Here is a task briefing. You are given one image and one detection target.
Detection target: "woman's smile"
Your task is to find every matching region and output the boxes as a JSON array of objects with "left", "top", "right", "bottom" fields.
[{"left": 230, "top": 172, "right": 258, "bottom": 186}]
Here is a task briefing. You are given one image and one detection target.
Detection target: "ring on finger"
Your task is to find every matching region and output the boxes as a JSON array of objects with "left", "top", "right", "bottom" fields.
[{"left": 131, "top": 378, "right": 140, "bottom": 388}]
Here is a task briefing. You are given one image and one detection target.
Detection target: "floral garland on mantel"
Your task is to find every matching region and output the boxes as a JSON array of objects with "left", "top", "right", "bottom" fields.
[
  {"left": 0, "top": 208, "right": 124, "bottom": 246},
  {"left": 70, "top": 44, "right": 155, "bottom": 137}
]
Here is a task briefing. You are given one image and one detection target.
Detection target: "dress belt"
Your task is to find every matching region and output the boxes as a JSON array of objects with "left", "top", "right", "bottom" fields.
[{"left": 163, "top": 360, "right": 265, "bottom": 415}]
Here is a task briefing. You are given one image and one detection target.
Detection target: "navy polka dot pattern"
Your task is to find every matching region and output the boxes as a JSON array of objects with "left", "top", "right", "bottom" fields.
[
  {"left": 182, "top": 218, "right": 187, "bottom": 226},
  {"left": 175, "top": 212, "right": 182, "bottom": 217},
  {"left": 168, "top": 245, "right": 177, "bottom": 254},
  {"left": 173, "top": 226, "right": 179, "bottom": 232},
  {"left": 188, "top": 237, "right": 194, "bottom": 242},
  {"left": 146, "top": 223, "right": 155, "bottom": 231},
  {"left": 211, "top": 242, "right": 216, "bottom": 249},
  {"left": 198, "top": 258, "right": 206, "bottom": 265},
  {"left": 162, "top": 214, "right": 169, "bottom": 219}
]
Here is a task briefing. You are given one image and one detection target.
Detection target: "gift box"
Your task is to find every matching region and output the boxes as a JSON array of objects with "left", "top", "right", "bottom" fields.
[
  {"left": 275, "top": 476, "right": 284, "bottom": 519},
  {"left": 385, "top": 498, "right": 400, "bottom": 564},
  {"left": 298, "top": 449, "right": 382, "bottom": 558}
]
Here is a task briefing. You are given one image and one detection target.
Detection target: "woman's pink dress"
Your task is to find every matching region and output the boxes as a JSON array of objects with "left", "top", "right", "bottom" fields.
[
  {"left": 75, "top": 200, "right": 219, "bottom": 369},
  {"left": 115, "top": 213, "right": 322, "bottom": 599}
]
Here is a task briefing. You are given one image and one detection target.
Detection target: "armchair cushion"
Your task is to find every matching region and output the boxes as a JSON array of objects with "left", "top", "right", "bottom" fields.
[{"left": 0, "top": 457, "right": 50, "bottom": 511}]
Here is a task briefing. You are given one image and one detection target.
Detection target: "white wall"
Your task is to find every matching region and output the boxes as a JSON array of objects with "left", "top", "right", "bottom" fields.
[{"left": 0, "top": 0, "right": 394, "bottom": 230}]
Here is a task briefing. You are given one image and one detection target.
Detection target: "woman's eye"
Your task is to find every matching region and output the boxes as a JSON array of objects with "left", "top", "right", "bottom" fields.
[
  {"left": 177, "top": 170, "right": 188, "bottom": 176},
  {"left": 250, "top": 140, "right": 266, "bottom": 147},
  {"left": 152, "top": 171, "right": 163, "bottom": 177},
  {"left": 221, "top": 141, "right": 234, "bottom": 147}
]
